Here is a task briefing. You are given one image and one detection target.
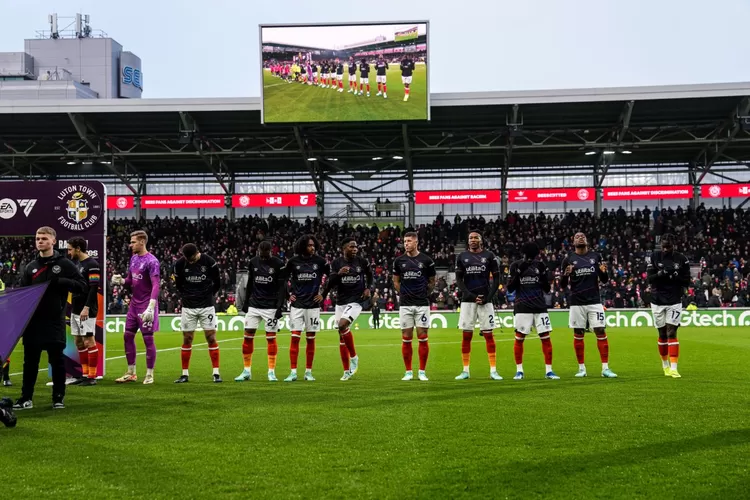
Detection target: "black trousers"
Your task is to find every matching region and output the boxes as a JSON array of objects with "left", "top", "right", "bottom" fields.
[
  {"left": 22, "top": 342, "right": 65, "bottom": 402},
  {"left": 373, "top": 313, "right": 380, "bottom": 329}
]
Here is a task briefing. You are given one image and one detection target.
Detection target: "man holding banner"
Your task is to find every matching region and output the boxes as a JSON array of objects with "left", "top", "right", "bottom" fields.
[{"left": 14, "top": 226, "right": 87, "bottom": 410}]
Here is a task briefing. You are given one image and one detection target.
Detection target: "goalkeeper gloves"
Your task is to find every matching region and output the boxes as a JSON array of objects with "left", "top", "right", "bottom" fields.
[
  {"left": 111, "top": 274, "right": 125, "bottom": 286},
  {"left": 140, "top": 299, "right": 156, "bottom": 323}
]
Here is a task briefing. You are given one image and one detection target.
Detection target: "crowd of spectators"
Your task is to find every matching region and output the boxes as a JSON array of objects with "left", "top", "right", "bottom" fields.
[{"left": 1, "top": 204, "right": 749, "bottom": 314}]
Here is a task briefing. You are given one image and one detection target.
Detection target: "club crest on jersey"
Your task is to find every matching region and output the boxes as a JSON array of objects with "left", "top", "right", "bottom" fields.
[
  {"left": 356, "top": 267, "right": 362, "bottom": 273},
  {"left": 52, "top": 265, "right": 61, "bottom": 274},
  {"left": 312, "top": 264, "right": 318, "bottom": 270},
  {"left": 269, "top": 268, "right": 275, "bottom": 274},
  {"left": 590, "top": 259, "right": 595, "bottom": 264},
  {"left": 481, "top": 258, "right": 487, "bottom": 263},
  {"left": 418, "top": 262, "right": 424, "bottom": 268},
  {"left": 201, "top": 266, "right": 206, "bottom": 272},
  {"left": 296, "top": 265, "right": 301, "bottom": 270}
]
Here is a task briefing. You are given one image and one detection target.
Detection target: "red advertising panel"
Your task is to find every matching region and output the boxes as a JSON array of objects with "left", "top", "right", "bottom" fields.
[
  {"left": 141, "top": 195, "right": 226, "bottom": 209},
  {"left": 107, "top": 195, "right": 135, "bottom": 210},
  {"left": 232, "top": 193, "right": 317, "bottom": 208},
  {"left": 508, "top": 188, "right": 595, "bottom": 203},
  {"left": 415, "top": 190, "right": 501, "bottom": 204},
  {"left": 603, "top": 185, "right": 693, "bottom": 200},
  {"left": 700, "top": 183, "right": 750, "bottom": 198}
]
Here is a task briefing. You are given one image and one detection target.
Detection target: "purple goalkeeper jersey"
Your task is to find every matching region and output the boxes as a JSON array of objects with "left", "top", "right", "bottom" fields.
[{"left": 127, "top": 252, "right": 161, "bottom": 312}]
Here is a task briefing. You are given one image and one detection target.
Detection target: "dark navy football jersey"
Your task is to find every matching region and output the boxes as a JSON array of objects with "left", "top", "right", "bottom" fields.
[
  {"left": 287, "top": 255, "right": 329, "bottom": 309},
  {"left": 330, "top": 256, "right": 371, "bottom": 305},
  {"left": 456, "top": 250, "right": 500, "bottom": 301},
  {"left": 174, "top": 254, "right": 221, "bottom": 309},
  {"left": 647, "top": 250, "right": 691, "bottom": 305},
  {"left": 376, "top": 60, "right": 388, "bottom": 76},
  {"left": 560, "top": 251, "right": 607, "bottom": 306},
  {"left": 72, "top": 257, "right": 101, "bottom": 316},
  {"left": 392, "top": 252, "right": 436, "bottom": 307},
  {"left": 359, "top": 63, "right": 370, "bottom": 77},
  {"left": 246, "top": 256, "right": 286, "bottom": 310},
  {"left": 400, "top": 59, "right": 415, "bottom": 77},
  {"left": 508, "top": 259, "right": 549, "bottom": 314}
]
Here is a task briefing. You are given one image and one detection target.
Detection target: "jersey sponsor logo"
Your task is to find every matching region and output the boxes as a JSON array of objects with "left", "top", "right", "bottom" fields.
[
  {"left": 465, "top": 265, "right": 487, "bottom": 273},
  {"left": 520, "top": 276, "right": 540, "bottom": 285},
  {"left": 132, "top": 273, "right": 144, "bottom": 280},
  {"left": 341, "top": 275, "right": 362, "bottom": 284},
  {"left": 185, "top": 274, "right": 207, "bottom": 283},
  {"left": 297, "top": 272, "right": 318, "bottom": 280},
  {"left": 255, "top": 275, "right": 274, "bottom": 284},
  {"left": 574, "top": 266, "right": 596, "bottom": 277},
  {"left": 403, "top": 270, "right": 423, "bottom": 279}
]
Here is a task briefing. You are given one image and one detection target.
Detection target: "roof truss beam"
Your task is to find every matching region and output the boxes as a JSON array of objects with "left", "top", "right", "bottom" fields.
[
  {"left": 68, "top": 113, "right": 138, "bottom": 194},
  {"left": 179, "top": 112, "right": 230, "bottom": 194},
  {"left": 696, "top": 96, "right": 750, "bottom": 183}
]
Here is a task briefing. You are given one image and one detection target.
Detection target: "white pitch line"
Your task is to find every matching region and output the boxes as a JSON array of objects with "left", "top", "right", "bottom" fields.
[{"left": 9, "top": 336, "right": 536, "bottom": 377}]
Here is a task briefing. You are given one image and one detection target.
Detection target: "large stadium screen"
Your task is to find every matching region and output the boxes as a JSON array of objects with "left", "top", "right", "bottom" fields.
[{"left": 260, "top": 21, "right": 429, "bottom": 124}]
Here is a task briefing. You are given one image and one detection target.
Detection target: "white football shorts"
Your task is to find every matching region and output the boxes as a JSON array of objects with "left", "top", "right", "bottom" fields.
[
  {"left": 651, "top": 303, "right": 683, "bottom": 328},
  {"left": 181, "top": 306, "right": 218, "bottom": 332},
  {"left": 334, "top": 303, "right": 363, "bottom": 325},
  {"left": 70, "top": 314, "right": 96, "bottom": 336},
  {"left": 514, "top": 313, "right": 552, "bottom": 335},
  {"left": 569, "top": 304, "right": 606, "bottom": 330},
  {"left": 399, "top": 305, "right": 430, "bottom": 329},
  {"left": 458, "top": 302, "right": 496, "bottom": 331},
  {"left": 244, "top": 307, "right": 280, "bottom": 333},
  {"left": 290, "top": 306, "right": 322, "bottom": 332}
]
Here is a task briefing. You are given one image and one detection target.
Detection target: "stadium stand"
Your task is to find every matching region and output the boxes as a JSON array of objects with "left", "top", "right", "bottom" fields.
[{"left": 3, "top": 205, "right": 748, "bottom": 314}]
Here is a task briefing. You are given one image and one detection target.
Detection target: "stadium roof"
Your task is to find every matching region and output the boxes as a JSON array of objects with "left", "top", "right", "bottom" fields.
[{"left": 0, "top": 81, "right": 749, "bottom": 194}]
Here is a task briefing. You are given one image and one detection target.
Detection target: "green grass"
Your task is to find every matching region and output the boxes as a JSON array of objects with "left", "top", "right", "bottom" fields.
[
  {"left": 262, "top": 65, "right": 428, "bottom": 123},
  {"left": 2, "top": 326, "right": 749, "bottom": 499}
]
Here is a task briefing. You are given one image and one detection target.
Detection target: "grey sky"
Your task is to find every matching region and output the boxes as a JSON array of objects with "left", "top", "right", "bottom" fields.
[{"left": 1, "top": 0, "right": 748, "bottom": 98}]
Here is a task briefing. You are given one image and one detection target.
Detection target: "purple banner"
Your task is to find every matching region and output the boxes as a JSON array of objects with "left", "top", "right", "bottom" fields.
[
  {"left": 0, "top": 181, "right": 107, "bottom": 376},
  {"left": 0, "top": 283, "right": 49, "bottom": 361}
]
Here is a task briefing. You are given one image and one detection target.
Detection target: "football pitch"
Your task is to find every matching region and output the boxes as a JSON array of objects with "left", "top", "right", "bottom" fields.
[
  {"left": 2, "top": 326, "right": 749, "bottom": 499},
  {"left": 261, "top": 66, "right": 428, "bottom": 123}
]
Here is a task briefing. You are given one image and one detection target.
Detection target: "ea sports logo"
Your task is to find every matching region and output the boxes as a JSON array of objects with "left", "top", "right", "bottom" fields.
[
  {"left": 577, "top": 189, "right": 590, "bottom": 201},
  {"left": 116, "top": 197, "right": 128, "bottom": 209},
  {"left": 239, "top": 195, "right": 250, "bottom": 207},
  {"left": 0, "top": 198, "right": 17, "bottom": 219},
  {"left": 708, "top": 185, "right": 721, "bottom": 198}
]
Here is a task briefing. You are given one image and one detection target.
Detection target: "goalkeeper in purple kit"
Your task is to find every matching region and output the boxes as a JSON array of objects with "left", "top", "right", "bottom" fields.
[{"left": 111, "top": 230, "right": 161, "bottom": 385}]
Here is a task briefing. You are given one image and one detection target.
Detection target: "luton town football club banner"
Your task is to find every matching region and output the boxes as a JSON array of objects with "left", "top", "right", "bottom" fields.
[
  {"left": 0, "top": 181, "right": 107, "bottom": 377},
  {"left": 102, "top": 309, "right": 750, "bottom": 334}
]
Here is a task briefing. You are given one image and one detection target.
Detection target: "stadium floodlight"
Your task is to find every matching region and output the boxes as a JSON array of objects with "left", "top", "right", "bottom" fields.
[
  {"left": 621, "top": 150, "right": 632, "bottom": 155},
  {"left": 326, "top": 158, "right": 339, "bottom": 161},
  {"left": 603, "top": 150, "right": 616, "bottom": 155},
  {"left": 307, "top": 157, "right": 317, "bottom": 161},
  {"left": 392, "top": 155, "right": 404, "bottom": 160},
  {"left": 66, "top": 160, "right": 78, "bottom": 165},
  {"left": 584, "top": 151, "right": 597, "bottom": 156},
  {"left": 82, "top": 160, "right": 93, "bottom": 165},
  {"left": 372, "top": 156, "right": 383, "bottom": 161},
  {"left": 99, "top": 160, "right": 112, "bottom": 165}
]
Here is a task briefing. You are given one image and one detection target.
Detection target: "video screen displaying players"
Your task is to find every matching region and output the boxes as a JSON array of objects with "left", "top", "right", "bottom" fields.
[{"left": 260, "top": 22, "right": 429, "bottom": 123}]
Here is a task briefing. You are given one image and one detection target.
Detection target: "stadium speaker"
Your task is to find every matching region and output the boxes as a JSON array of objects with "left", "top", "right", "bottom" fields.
[
  {"left": 509, "top": 126, "right": 524, "bottom": 138},
  {"left": 178, "top": 131, "right": 193, "bottom": 145}
]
